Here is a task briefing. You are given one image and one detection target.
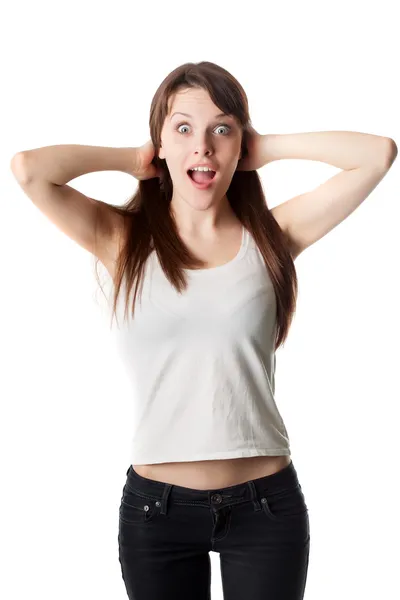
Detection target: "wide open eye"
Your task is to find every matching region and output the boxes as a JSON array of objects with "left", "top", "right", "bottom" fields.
[{"left": 176, "top": 123, "right": 231, "bottom": 135}]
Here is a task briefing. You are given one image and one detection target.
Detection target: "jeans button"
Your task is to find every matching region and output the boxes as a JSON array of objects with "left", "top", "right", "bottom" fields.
[{"left": 211, "top": 494, "right": 223, "bottom": 504}]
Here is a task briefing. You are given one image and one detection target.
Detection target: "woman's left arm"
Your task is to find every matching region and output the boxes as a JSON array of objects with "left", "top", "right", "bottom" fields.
[
  {"left": 238, "top": 129, "right": 397, "bottom": 259},
  {"left": 256, "top": 130, "right": 396, "bottom": 170}
]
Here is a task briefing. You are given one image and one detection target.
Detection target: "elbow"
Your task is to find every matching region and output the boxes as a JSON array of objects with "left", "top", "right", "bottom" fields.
[
  {"left": 381, "top": 138, "right": 398, "bottom": 169},
  {"left": 10, "top": 152, "right": 31, "bottom": 184}
]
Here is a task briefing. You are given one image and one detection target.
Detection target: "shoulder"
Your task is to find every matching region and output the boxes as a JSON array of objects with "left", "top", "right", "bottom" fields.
[
  {"left": 98, "top": 208, "right": 126, "bottom": 280},
  {"left": 270, "top": 206, "right": 302, "bottom": 261}
]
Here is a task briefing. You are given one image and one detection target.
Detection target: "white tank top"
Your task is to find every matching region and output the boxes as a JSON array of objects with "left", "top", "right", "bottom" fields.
[{"left": 112, "top": 225, "right": 291, "bottom": 465}]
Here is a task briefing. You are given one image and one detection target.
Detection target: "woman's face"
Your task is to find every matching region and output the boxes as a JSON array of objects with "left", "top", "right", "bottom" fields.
[{"left": 159, "top": 87, "right": 243, "bottom": 206}]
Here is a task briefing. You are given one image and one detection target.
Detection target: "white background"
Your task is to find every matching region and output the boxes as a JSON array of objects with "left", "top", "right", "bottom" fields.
[{"left": 1, "top": 1, "right": 399, "bottom": 599}]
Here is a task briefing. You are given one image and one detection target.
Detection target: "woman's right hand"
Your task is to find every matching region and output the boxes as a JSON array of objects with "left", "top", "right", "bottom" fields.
[{"left": 131, "top": 139, "right": 161, "bottom": 181}]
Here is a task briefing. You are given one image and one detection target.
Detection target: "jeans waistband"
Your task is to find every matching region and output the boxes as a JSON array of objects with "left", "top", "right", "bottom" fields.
[{"left": 124, "top": 459, "right": 300, "bottom": 509}]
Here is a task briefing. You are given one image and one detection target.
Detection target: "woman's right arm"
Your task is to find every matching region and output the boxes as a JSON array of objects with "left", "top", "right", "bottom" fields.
[
  {"left": 12, "top": 144, "right": 138, "bottom": 185},
  {"left": 9, "top": 145, "right": 136, "bottom": 268}
]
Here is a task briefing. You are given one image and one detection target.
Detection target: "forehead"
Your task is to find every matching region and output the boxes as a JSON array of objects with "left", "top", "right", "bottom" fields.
[
  {"left": 167, "top": 88, "right": 234, "bottom": 121},
  {"left": 170, "top": 110, "right": 233, "bottom": 121}
]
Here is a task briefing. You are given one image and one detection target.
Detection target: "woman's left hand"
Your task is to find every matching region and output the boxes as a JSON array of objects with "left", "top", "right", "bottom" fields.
[{"left": 236, "top": 124, "right": 266, "bottom": 172}]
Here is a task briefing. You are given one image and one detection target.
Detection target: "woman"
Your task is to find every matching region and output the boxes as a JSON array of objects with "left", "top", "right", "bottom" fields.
[{"left": 11, "top": 61, "right": 396, "bottom": 600}]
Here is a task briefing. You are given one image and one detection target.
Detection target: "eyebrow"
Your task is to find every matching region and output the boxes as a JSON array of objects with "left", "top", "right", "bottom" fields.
[{"left": 170, "top": 111, "right": 233, "bottom": 120}]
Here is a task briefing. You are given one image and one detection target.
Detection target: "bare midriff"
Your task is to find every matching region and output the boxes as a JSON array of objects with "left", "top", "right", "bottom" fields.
[{"left": 133, "top": 455, "right": 291, "bottom": 490}]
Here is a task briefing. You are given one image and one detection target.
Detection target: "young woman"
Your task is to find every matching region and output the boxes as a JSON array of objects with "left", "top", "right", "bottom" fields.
[{"left": 11, "top": 61, "right": 396, "bottom": 600}]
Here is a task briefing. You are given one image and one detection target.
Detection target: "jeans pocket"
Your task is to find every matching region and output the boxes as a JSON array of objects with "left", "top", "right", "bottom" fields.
[
  {"left": 260, "top": 483, "right": 309, "bottom": 522},
  {"left": 119, "top": 483, "right": 160, "bottom": 525}
]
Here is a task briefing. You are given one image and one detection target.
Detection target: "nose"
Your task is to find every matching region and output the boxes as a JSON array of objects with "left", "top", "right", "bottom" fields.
[{"left": 193, "top": 132, "right": 214, "bottom": 156}]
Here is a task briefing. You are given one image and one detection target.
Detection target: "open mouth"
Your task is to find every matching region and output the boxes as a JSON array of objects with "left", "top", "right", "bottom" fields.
[
  {"left": 187, "top": 169, "right": 217, "bottom": 192},
  {"left": 187, "top": 169, "right": 217, "bottom": 181}
]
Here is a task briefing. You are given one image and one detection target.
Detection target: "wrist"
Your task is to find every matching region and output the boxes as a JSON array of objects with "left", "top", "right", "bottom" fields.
[{"left": 118, "top": 147, "right": 140, "bottom": 176}]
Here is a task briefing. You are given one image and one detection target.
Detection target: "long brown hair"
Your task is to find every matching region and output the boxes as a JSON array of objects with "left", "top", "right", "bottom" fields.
[{"left": 94, "top": 61, "right": 298, "bottom": 350}]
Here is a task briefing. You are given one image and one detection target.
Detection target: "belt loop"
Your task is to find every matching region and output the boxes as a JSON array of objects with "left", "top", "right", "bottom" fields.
[
  {"left": 159, "top": 484, "right": 172, "bottom": 515},
  {"left": 247, "top": 480, "right": 262, "bottom": 512}
]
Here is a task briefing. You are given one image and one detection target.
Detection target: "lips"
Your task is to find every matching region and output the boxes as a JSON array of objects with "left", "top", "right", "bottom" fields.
[{"left": 186, "top": 169, "right": 217, "bottom": 189}]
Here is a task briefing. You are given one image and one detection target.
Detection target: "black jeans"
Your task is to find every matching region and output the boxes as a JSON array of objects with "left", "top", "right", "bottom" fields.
[{"left": 118, "top": 459, "right": 310, "bottom": 600}]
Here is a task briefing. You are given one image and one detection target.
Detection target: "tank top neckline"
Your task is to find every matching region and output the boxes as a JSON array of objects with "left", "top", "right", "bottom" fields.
[{"left": 181, "top": 224, "right": 249, "bottom": 276}]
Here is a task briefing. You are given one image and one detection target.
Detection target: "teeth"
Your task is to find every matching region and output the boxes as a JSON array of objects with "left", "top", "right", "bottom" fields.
[{"left": 189, "top": 166, "right": 214, "bottom": 172}]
